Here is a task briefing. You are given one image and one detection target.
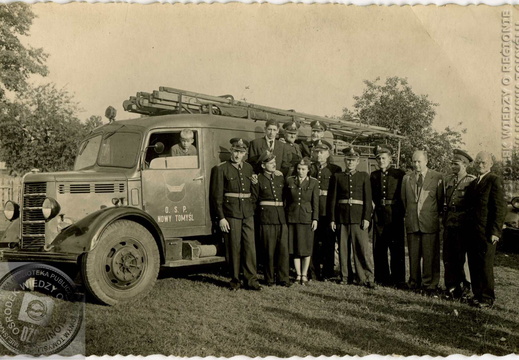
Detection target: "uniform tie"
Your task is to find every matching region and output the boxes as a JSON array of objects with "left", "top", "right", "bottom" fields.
[{"left": 268, "top": 140, "right": 273, "bottom": 150}]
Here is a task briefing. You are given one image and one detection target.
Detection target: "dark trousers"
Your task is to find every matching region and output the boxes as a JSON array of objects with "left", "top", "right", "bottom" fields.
[
  {"left": 310, "top": 217, "right": 336, "bottom": 280},
  {"left": 338, "top": 224, "right": 374, "bottom": 284},
  {"left": 373, "top": 221, "right": 405, "bottom": 285},
  {"left": 223, "top": 216, "right": 258, "bottom": 287},
  {"left": 260, "top": 224, "right": 289, "bottom": 284},
  {"left": 443, "top": 226, "right": 469, "bottom": 291},
  {"left": 407, "top": 232, "right": 440, "bottom": 289},
  {"left": 467, "top": 232, "right": 496, "bottom": 303}
]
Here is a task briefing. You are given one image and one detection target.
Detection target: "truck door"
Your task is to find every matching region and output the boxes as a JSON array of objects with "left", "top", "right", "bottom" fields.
[{"left": 141, "top": 128, "right": 207, "bottom": 236}]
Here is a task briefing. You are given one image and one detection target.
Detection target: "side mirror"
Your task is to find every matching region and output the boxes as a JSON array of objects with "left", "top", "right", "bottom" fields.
[{"left": 153, "top": 142, "right": 165, "bottom": 154}]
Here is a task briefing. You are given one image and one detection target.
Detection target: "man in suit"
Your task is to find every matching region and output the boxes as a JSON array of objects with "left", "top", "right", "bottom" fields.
[
  {"left": 442, "top": 149, "right": 476, "bottom": 299},
  {"left": 210, "top": 138, "right": 262, "bottom": 291},
  {"left": 248, "top": 119, "right": 290, "bottom": 175},
  {"left": 464, "top": 151, "right": 506, "bottom": 308},
  {"left": 300, "top": 120, "right": 327, "bottom": 158},
  {"left": 309, "top": 139, "right": 342, "bottom": 281},
  {"left": 370, "top": 144, "right": 406, "bottom": 287},
  {"left": 251, "top": 150, "right": 290, "bottom": 287},
  {"left": 401, "top": 150, "right": 443, "bottom": 294},
  {"left": 329, "top": 147, "right": 375, "bottom": 288}
]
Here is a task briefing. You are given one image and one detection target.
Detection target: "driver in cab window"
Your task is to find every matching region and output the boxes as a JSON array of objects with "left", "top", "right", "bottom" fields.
[{"left": 171, "top": 129, "right": 198, "bottom": 156}]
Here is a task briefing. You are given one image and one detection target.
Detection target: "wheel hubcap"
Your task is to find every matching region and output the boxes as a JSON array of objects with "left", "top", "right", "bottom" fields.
[{"left": 105, "top": 239, "right": 146, "bottom": 289}]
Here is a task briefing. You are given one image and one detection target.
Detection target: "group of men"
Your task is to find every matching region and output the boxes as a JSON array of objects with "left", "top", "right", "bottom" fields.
[{"left": 209, "top": 119, "right": 506, "bottom": 308}]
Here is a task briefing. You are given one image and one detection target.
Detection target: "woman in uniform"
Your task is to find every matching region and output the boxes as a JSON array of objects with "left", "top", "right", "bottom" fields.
[{"left": 285, "top": 157, "right": 319, "bottom": 285}]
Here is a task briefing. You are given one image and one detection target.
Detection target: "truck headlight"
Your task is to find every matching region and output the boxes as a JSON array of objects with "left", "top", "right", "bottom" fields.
[
  {"left": 42, "top": 198, "right": 61, "bottom": 221},
  {"left": 512, "top": 197, "right": 519, "bottom": 210},
  {"left": 3, "top": 201, "right": 20, "bottom": 221}
]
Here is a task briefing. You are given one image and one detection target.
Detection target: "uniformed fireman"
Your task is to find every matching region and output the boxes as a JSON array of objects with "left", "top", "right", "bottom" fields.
[
  {"left": 282, "top": 120, "right": 303, "bottom": 176},
  {"left": 443, "top": 149, "right": 475, "bottom": 299},
  {"left": 328, "top": 147, "right": 375, "bottom": 288},
  {"left": 370, "top": 144, "right": 406, "bottom": 287},
  {"left": 210, "top": 138, "right": 262, "bottom": 291},
  {"left": 251, "top": 150, "right": 291, "bottom": 287},
  {"left": 309, "top": 139, "right": 342, "bottom": 281},
  {"left": 300, "top": 120, "right": 327, "bottom": 158}
]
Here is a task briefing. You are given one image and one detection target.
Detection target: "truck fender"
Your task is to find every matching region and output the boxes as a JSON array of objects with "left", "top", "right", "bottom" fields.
[
  {"left": 51, "top": 206, "right": 165, "bottom": 262},
  {"left": 0, "top": 218, "right": 21, "bottom": 245}
]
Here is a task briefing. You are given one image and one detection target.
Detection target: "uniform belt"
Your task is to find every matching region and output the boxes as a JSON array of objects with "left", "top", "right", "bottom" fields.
[
  {"left": 444, "top": 205, "right": 464, "bottom": 213},
  {"left": 259, "top": 201, "right": 284, "bottom": 206},
  {"left": 381, "top": 199, "right": 395, "bottom": 205},
  {"left": 319, "top": 190, "right": 328, "bottom": 196},
  {"left": 338, "top": 199, "right": 364, "bottom": 205},
  {"left": 224, "top": 193, "right": 251, "bottom": 198}
]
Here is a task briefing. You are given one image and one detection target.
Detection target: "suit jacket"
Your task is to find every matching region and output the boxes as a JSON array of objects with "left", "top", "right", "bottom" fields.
[
  {"left": 210, "top": 161, "right": 255, "bottom": 220},
  {"left": 285, "top": 176, "right": 319, "bottom": 224},
  {"left": 401, "top": 169, "right": 444, "bottom": 234},
  {"left": 248, "top": 138, "right": 290, "bottom": 175},
  {"left": 464, "top": 173, "right": 506, "bottom": 240},
  {"left": 328, "top": 171, "right": 372, "bottom": 224},
  {"left": 370, "top": 167, "right": 405, "bottom": 225},
  {"left": 251, "top": 172, "right": 286, "bottom": 225},
  {"left": 310, "top": 162, "right": 342, "bottom": 217}
]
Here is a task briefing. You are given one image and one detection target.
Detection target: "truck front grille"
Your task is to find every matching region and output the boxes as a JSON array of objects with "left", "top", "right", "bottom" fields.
[{"left": 22, "top": 182, "right": 47, "bottom": 250}]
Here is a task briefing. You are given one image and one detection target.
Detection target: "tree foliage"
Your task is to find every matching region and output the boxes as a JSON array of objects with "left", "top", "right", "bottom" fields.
[
  {"left": 0, "top": 84, "right": 100, "bottom": 175},
  {"left": 0, "top": 3, "right": 48, "bottom": 100},
  {"left": 343, "top": 77, "right": 465, "bottom": 172}
]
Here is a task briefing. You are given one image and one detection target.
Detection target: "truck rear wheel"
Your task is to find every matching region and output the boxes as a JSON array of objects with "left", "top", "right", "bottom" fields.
[{"left": 81, "top": 220, "right": 160, "bottom": 305}]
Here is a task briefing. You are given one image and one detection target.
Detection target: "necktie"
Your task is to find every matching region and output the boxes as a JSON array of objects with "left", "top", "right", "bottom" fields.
[
  {"left": 417, "top": 173, "right": 423, "bottom": 194},
  {"left": 268, "top": 140, "right": 273, "bottom": 150},
  {"left": 476, "top": 175, "right": 481, "bottom": 184}
]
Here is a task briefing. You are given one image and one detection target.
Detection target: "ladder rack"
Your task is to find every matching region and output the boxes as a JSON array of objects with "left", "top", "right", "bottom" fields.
[{"left": 122, "top": 86, "right": 405, "bottom": 141}]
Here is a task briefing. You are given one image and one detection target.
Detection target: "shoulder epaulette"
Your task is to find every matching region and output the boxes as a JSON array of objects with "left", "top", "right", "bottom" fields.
[
  {"left": 217, "top": 161, "right": 227, "bottom": 167},
  {"left": 309, "top": 176, "right": 317, "bottom": 180},
  {"left": 467, "top": 174, "right": 477, "bottom": 179}
]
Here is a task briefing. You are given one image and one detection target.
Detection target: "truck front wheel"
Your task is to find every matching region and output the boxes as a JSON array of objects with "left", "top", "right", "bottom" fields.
[{"left": 81, "top": 220, "right": 160, "bottom": 305}]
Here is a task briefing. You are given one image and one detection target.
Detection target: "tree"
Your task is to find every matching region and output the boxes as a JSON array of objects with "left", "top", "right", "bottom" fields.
[
  {"left": 0, "top": 3, "right": 48, "bottom": 100},
  {"left": 0, "top": 84, "right": 97, "bottom": 175},
  {"left": 343, "top": 77, "right": 465, "bottom": 172}
]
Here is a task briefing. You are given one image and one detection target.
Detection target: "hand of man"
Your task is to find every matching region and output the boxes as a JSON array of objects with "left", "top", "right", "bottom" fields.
[
  {"left": 279, "top": 138, "right": 287, "bottom": 144},
  {"left": 311, "top": 220, "right": 318, "bottom": 231},
  {"left": 491, "top": 235, "right": 499, "bottom": 245},
  {"left": 219, "top": 219, "right": 230, "bottom": 233},
  {"left": 250, "top": 174, "right": 258, "bottom": 185},
  {"left": 330, "top": 221, "right": 336, "bottom": 232},
  {"left": 273, "top": 170, "right": 283, "bottom": 176},
  {"left": 361, "top": 220, "right": 370, "bottom": 231}
]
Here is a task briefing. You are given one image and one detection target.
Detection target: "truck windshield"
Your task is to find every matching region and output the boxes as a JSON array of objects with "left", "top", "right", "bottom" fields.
[{"left": 74, "top": 132, "right": 141, "bottom": 170}]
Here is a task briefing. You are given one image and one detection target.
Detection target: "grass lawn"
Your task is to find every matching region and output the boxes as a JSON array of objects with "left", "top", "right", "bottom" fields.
[{"left": 84, "top": 252, "right": 519, "bottom": 356}]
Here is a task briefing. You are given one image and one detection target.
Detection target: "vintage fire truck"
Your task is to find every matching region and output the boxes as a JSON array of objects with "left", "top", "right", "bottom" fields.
[{"left": 0, "top": 86, "right": 403, "bottom": 305}]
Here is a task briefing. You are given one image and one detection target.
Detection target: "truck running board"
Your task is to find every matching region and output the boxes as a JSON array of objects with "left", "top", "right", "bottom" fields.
[{"left": 161, "top": 256, "right": 226, "bottom": 268}]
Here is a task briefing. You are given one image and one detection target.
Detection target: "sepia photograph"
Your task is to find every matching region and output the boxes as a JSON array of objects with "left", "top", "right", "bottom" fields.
[{"left": 0, "top": 2, "right": 517, "bottom": 356}]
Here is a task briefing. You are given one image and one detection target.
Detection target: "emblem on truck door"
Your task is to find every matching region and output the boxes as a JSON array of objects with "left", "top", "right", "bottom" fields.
[{"left": 165, "top": 182, "right": 186, "bottom": 202}]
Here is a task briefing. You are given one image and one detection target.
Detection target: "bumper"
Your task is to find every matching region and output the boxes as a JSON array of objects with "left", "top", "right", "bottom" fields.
[{"left": 0, "top": 249, "right": 79, "bottom": 263}]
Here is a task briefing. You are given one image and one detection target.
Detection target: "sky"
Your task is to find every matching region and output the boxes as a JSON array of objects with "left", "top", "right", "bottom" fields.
[{"left": 24, "top": 3, "right": 514, "bottom": 158}]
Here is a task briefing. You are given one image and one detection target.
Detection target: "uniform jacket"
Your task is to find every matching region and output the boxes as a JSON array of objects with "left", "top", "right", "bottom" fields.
[
  {"left": 328, "top": 170, "right": 373, "bottom": 224},
  {"left": 370, "top": 167, "right": 405, "bottom": 225},
  {"left": 210, "top": 161, "right": 256, "bottom": 220},
  {"left": 401, "top": 169, "right": 444, "bottom": 234},
  {"left": 285, "top": 176, "right": 319, "bottom": 224},
  {"left": 443, "top": 173, "right": 476, "bottom": 228},
  {"left": 464, "top": 172, "right": 506, "bottom": 239},
  {"left": 285, "top": 142, "right": 303, "bottom": 170},
  {"left": 310, "top": 162, "right": 342, "bottom": 217},
  {"left": 248, "top": 138, "right": 290, "bottom": 175},
  {"left": 299, "top": 140, "right": 314, "bottom": 159},
  {"left": 251, "top": 172, "right": 286, "bottom": 225}
]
